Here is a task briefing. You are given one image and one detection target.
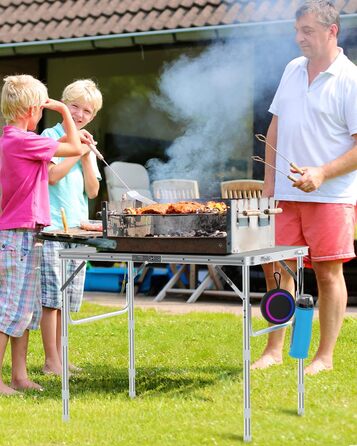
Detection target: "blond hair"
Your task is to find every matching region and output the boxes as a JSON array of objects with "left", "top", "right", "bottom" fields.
[
  {"left": 1, "top": 74, "right": 48, "bottom": 123},
  {"left": 62, "top": 79, "right": 102, "bottom": 117}
]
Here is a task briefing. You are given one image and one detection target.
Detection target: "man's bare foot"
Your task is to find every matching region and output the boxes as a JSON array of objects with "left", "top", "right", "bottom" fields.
[
  {"left": 69, "top": 364, "right": 82, "bottom": 373},
  {"left": 0, "top": 381, "right": 19, "bottom": 396},
  {"left": 11, "top": 379, "right": 43, "bottom": 391},
  {"left": 305, "top": 359, "right": 332, "bottom": 375},
  {"left": 251, "top": 354, "right": 283, "bottom": 370},
  {"left": 42, "top": 364, "right": 62, "bottom": 376}
]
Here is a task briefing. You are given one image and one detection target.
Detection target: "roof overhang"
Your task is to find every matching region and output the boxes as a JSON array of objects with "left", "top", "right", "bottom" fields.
[{"left": 0, "top": 14, "right": 356, "bottom": 57}]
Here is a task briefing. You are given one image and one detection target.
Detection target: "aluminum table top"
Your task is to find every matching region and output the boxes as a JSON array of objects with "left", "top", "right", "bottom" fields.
[{"left": 58, "top": 245, "right": 308, "bottom": 266}]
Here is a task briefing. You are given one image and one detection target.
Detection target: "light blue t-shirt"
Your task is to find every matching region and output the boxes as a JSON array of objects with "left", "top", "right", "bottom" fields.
[{"left": 42, "top": 123, "right": 101, "bottom": 230}]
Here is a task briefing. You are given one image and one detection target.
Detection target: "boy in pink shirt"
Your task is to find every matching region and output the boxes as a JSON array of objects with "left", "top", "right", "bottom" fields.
[{"left": 0, "top": 74, "right": 83, "bottom": 395}]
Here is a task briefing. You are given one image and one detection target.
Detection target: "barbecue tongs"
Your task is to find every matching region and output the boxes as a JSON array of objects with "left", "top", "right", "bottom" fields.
[
  {"left": 89, "top": 144, "right": 157, "bottom": 205},
  {"left": 254, "top": 134, "right": 304, "bottom": 182}
]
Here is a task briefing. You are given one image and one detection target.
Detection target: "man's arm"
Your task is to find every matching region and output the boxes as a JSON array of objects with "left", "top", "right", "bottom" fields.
[
  {"left": 262, "top": 115, "right": 278, "bottom": 197},
  {"left": 293, "top": 134, "right": 357, "bottom": 192}
]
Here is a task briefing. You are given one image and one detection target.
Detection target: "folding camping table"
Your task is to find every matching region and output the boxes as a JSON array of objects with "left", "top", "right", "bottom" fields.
[{"left": 59, "top": 245, "right": 308, "bottom": 442}]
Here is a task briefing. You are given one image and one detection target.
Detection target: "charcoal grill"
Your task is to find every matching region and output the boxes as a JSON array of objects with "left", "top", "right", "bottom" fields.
[{"left": 101, "top": 197, "right": 279, "bottom": 254}]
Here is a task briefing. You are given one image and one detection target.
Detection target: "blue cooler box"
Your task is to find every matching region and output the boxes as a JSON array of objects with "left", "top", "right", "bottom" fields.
[
  {"left": 84, "top": 267, "right": 127, "bottom": 292},
  {"left": 84, "top": 266, "right": 170, "bottom": 293}
]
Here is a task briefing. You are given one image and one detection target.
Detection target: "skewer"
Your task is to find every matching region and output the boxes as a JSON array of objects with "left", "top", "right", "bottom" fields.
[
  {"left": 255, "top": 134, "right": 304, "bottom": 175},
  {"left": 89, "top": 144, "right": 130, "bottom": 190},
  {"left": 251, "top": 156, "right": 297, "bottom": 182},
  {"left": 88, "top": 144, "right": 156, "bottom": 205}
]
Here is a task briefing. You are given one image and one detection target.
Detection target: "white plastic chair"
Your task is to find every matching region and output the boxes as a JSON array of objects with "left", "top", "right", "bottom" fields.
[
  {"left": 104, "top": 161, "right": 153, "bottom": 292},
  {"left": 152, "top": 179, "right": 199, "bottom": 201},
  {"left": 104, "top": 161, "right": 153, "bottom": 202},
  {"left": 152, "top": 179, "right": 222, "bottom": 303}
]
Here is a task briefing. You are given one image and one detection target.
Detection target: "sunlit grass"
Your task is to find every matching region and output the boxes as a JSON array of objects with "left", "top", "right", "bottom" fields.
[{"left": 0, "top": 303, "right": 356, "bottom": 446}]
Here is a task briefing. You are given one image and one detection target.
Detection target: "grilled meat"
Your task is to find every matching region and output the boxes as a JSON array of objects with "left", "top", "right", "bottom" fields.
[
  {"left": 123, "top": 201, "right": 227, "bottom": 215},
  {"left": 166, "top": 201, "right": 204, "bottom": 214},
  {"left": 139, "top": 203, "right": 171, "bottom": 214}
]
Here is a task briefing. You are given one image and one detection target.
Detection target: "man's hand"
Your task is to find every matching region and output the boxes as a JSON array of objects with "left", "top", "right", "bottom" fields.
[{"left": 292, "top": 166, "right": 325, "bottom": 192}]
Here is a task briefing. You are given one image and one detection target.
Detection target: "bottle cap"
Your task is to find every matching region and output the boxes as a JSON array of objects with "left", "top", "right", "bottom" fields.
[{"left": 296, "top": 294, "right": 314, "bottom": 308}]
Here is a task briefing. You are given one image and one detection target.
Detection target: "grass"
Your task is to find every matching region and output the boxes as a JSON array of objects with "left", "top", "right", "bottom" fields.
[{"left": 0, "top": 302, "right": 356, "bottom": 446}]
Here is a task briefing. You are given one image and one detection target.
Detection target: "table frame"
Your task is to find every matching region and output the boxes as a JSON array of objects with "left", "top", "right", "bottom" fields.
[{"left": 59, "top": 245, "right": 308, "bottom": 442}]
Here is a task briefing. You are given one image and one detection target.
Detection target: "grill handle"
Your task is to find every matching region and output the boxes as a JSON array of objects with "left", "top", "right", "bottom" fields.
[
  {"left": 263, "top": 208, "right": 283, "bottom": 215},
  {"left": 241, "top": 208, "right": 282, "bottom": 216},
  {"left": 242, "top": 210, "right": 261, "bottom": 217}
]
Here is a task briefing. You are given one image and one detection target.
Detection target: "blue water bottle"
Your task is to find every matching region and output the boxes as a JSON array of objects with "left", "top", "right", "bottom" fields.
[{"left": 289, "top": 294, "right": 314, "bottom": 359}]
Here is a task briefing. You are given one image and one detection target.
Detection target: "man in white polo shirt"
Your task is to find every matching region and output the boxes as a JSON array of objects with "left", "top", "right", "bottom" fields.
[{"left": 253, "top": 0, "right": 357, "bottom": 375}]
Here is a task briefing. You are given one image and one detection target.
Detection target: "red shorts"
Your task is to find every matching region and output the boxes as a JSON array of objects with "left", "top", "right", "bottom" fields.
[{"left": 276, "top": 201, "right": 356, "bottom": 267}]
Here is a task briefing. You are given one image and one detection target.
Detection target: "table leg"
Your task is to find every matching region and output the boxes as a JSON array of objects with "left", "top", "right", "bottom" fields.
[
  {"left": 127, "top": 261, "right": 136, "bottom": 398},
  {"left": 297, "top": 256, "right": 304, "bottom": 415},
  {"left": 61, "top": 258, "right": 70, "bottom": 421},
  {"left": 298, "top": 359, "right": 304, "bottom": 415},
  {"left": 242, "top": 264, "right": 251, "bottom": 442}
]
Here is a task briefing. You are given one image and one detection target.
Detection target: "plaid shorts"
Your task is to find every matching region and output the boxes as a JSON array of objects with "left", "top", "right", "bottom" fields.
[
  {"left": 0, "top": 230, "right": 42, "bottom": 337},
  {"left": 41, "top": 241, "right": 86, "bottom": 312}
]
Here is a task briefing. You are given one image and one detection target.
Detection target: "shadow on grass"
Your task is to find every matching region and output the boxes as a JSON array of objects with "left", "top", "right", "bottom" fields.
[
  {"left": 220, "top": 433, "right": 244, "bottom": 443},
  {"left": 28, "top": 364, "right": 242, "bottom": 400},
  {"left": 280, "top": 407, "right": 302, "bottom": 416}
]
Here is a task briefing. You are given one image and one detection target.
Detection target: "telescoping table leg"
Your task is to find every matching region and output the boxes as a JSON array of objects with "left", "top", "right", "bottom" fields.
[
  {"left": 296, "top": 256, "right": 304, "bottom": 416},
  {"left": 127, "top": 261, "right": 136, "bottom": 398},
  {"left": 242, "top": 264, "right": 251, "bottom": 442},
  {"left": 61, "top": 258, "right": 70, "bottom": 421}
]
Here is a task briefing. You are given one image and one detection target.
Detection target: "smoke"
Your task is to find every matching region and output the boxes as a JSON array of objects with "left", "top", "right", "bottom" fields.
[{"left": 147, "top": 40, "right": 253, "bottom": 197}]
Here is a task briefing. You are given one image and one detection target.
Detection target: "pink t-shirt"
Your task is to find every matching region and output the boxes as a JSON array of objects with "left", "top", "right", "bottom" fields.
[{"left": 0, "top": 125, "right": 59, "bottom": 229}]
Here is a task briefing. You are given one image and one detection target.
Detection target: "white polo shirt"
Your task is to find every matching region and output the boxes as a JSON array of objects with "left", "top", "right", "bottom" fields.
[{"left": 269, "top": 49, "right": 357, "bottom": 204}]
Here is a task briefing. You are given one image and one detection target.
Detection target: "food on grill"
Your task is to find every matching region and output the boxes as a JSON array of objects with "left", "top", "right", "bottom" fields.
[
  {"left": 80, "top": 220, "right": 103, "bottom": 232},
  {"left": 166, "top": 201, "right": 204, "bottom": 214},
  {"left": 139, "top": 203, "right": 171, "bottom": 214},
  {"left": 123, "top": 201, "right": 227, "bottom": 215},
  {"left": 204, "top": 201, "right": 227, "bottom": 213}
]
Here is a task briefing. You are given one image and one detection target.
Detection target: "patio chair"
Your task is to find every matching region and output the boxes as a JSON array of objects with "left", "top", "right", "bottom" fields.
[
  {"left": 220, "top": 179, "right": 267, "bottom": 301},
  {"left": 221, "top": 179, "right": 264, "bottom": 199},
  {"left": 152, "top": 179, "right": 222, "bottom": 303},
  {"left": 152, "top": 179, "right": 199, "bottom": 200},
  {"left": 183, "top": 180, "right": 265, "bottom": 302},
  {"left": 104, "top": 161, "right": 153, "bottom": 292},
  {"left": 104, "top": 161, "right": 153, "bottom": 202}
]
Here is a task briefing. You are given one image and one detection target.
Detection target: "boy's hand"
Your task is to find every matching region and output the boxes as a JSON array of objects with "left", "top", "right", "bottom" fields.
[
  {"left": 81, "top": 144, "right": 91, "bottom": 156},
  {"left": 78, "top": 129, "right": 96, "bottom": 146},
  {"left": 43, "top": 98, "right": 66, "bottom": 113}
]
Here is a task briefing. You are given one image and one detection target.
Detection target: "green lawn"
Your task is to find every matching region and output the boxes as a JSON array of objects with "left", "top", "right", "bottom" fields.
[{"left": 1, "top": 302, "right": 356, "bottom": 446}]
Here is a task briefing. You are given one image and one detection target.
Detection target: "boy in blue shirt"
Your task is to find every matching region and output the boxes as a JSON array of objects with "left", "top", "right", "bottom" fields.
[{"left": 40, "top": 79, "right": 103, "bottom": 375}]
